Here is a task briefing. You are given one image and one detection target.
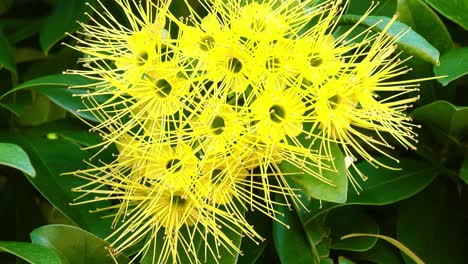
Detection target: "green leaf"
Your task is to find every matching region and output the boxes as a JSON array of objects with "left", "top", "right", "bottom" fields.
[
  {"left": 433, "top": 47, "right": 468, "bottom": 86},
  {"left": 1, "top": 74, "right": 99, "bottom": 122},
  {"left": 302, "top": 157, "right": 438, "bottom": 222},
  {"left": 396, "top": 180, "right": 465, "bottom": 264},
  {"left": 411, "top": 100, "right": 468, "bottom": 139},
  {"left": 397, "top": 0, "right": 453, "bottom": 53},
  {"left": 0, "top": 31, "right": 16, "bottom": 74},
  {"left": 274, "top": 196, "right": 318, "bottom": 264},
  {"left": 350, "top": 240, "right": 403, "bottom": 264},
  {"left": 0, "top": 241, "right": 62, "bottom": 264},
  {"left": 326, "top": 207, "right": 379, "bottom": 252},
  {"left": 347, "top": 0, "right": 397, "bottom": 17},
  {"left": 281, "top": 142, "right": 348, "bottom": 203},
  {"left": 341, "top": 233, "right": 424, "bottom": 264},
  {"left": 40, "top": 0, "right": 96, "bottom": 53},
  {"left": 30, "top": 224, "right": 131, "bottom": 264},
  {"left": 238, "top": 212, "right": 270, "bottom": 264},
  {"left": 422, "top": 0, "right": 468, "bottom": 30},
  {"left": 0, "top": 131, "right": 113, "bottom": 239},
  {"left": 338, "top": 15, "right": 440, "bottom": 65},
  {"left": 0, "top": 142, "right": 36, "bottom": 176},
  {"left": 338, "top": 256, "right": 357, "bottom": 264}
]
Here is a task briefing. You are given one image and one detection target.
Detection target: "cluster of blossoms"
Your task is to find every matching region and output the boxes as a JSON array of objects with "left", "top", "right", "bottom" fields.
[{"left": 67, "top": 0, "right": 423, "bottom": 263}]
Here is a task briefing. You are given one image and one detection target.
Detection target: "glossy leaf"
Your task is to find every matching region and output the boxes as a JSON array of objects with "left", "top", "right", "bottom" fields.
[
  {"left": 0, "top": 142, "right": 36, "bottom": 176},
  {"left": 302, "top": 157, "right": 438, "bottom": 222},
  {"left": 411, "top": 100, "right": 468, "bottom": 139},
  {"left": 326, "top": 207, "right": 379, "bottom": 252},
  {"left": 1, "top": 74, "right": 99, "bottom": 122},
  {"left": 433, "top": 47, "right": 468, "bottom": 86},
  {"left": 397, "top": 180, "right": 465, "bottom": 264},
  {"left": 274, "top": 196, "right": 318, "bottom": 264},
  {"left": 40, "top": 0, "right": 96, "bottom": 53},
  {"left": 338, "top": 256, "right": 357, "bottom": 264},
  {"left": 0, "top": 241, "right": 62, "bottom": 264},
  {"left": 422, "top": 0, "right": 468, "bottom": 30},
  {"left": 339, "top": 15, "right": 440, "bottom": 65},
  {"left": 281, "top": 142, "right": 348, "bottom": 203},
  {"left": 30, "top": 224, "right": 131, "bottom": 264},
  {"left": 397, "top": 0, "right": 453, "bottom": 53}
]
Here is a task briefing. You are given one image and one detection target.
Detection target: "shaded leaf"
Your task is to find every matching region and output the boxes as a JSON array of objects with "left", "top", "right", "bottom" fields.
[
  {"left": 0, "top": 131, "right": 113, "bottom": 239},
  {"left": 0, "top": 142, "right": 36, "bottom": 176},
  {"left": 350, "top": 240, "right": 403, "bottom": 264},
  {"left": 30, "top": 224, "right": 130, "bottom": 264},
  {"left": 274, "top": 196, "right": 318, "bottom": 264},
  {"left": 326, "top": 207, "right": 379, "bottom": 252},
  {"left": 460, "top": 154, "right": 468, "bottom": 184},
  {"left": 0, "top": 241, "right": 62, "bottom": 264},
  {"left": 341, "top": 233, "right": 424, "bottom": 264},
  {"left": 339, "top": 15, "right": 440, "bottom": 65},
  {"left": 0, "top": 32, "right": 16, "bottom": 75},
  {"left": 422, "top": 0, "right": 468, "bottom": 30},
  {"left": 40, "top": 0, "right": 96, "bottom": 53},
  {"left": 347, "top": 0, "right": 397, "bottom": 17},
  {"left": 433, "top": 47, "right": 468, "bottom": 86},
  {"left": 397, "top": 180, "right": 465, "bottom": 264}
]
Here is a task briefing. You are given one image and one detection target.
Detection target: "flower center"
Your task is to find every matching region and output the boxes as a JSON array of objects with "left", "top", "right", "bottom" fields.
[
  {"left": 210, "top": 115, "right": 225, "bottom": 135},
  {"left": 171, "top": 195, "right": 187, "bottom": 207},
  {"left": 154, "top": 79, "right": 172, "bottom": 98},
  {"left": 210, "top": 169, "right": 224, "bottom": 185},
  {"left": 308, "top": 52, "right": 323, "bottom": 67},
  {"left": 265, "top": 57, "right": 281, "bottom": 71},
  {"left": 165, "top": 158, "right": 182, "bottom": 173},
  {"left": 227, "top": 57, "right": 243, "bottom": 73},
  {"left": 269, "top": 104, "right": 286, "bottom": 123},
  {"left": 199, "top": 35, "right": 215, "bottom": 51},
  {"left": 136, "top": 51, "right": 149, "bottom": 66},
  {"left": 327, "top": 94, "right": 341, "bottom": 110}
]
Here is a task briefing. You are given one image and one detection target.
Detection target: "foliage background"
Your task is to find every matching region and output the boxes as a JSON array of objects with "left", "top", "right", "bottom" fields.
[{"left": 0, "top": 0, "right": 466, "bottom": 263}]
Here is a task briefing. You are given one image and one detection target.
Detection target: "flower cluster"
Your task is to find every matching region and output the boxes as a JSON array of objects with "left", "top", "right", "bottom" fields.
[{"left": 68, "top": 0, "right": 423, "bottom": 263}]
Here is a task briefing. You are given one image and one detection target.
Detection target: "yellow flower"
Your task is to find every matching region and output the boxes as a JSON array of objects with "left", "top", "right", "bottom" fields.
[{"left": 250, "top": 87, "right": 307, "bottom": 143}]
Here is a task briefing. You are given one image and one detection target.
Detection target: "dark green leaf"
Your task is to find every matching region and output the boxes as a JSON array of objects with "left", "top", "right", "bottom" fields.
[
  {"left": 0, "top": 131, "right": 113, "bottom": 238},
  {"left": 397, "top": 180, "right": 465, "bottom": 264},
  {"left": 0, "top": 142, "right": 36, "bottom": 176},
  {"left": 30, "top": 224, "right": 130, "bottom": 264},
  {"left": 460, "top": 154, "right": 468, "bottom": 184},
  {"left": 422, "top": 0, "right": 468, "bottom": 30},
  {"left": 350, "top": 240, "right": 403, "bottom": 264},
  {"left": 281, "top": 142, "right": 348, "bottom": 203},
  {"left": 338, "top": 15, "right": 440, "bottom": 65},
  {"left": 274, "top": 196, "right": 318, "bottom": 264},
  {"left": 0, "top": 32, "right": 16, "bottom": 75},
  {"left": 411, "top": 100, "right": 468, "bottom": 139},
  {"left": 238, "top": 212, "right": 270, "bottom": 264},
  {"left": 0, "top": 241, "right": 62, "bottom": 264},
  {"left": 326, "top": 207, "right": 379, "bottom": 252},
  {"left": 397, "top": 0, "right": 453, "bottom": 53},
  {"left": 1, "top": 74, "right": 99, "bottom": 122},
  {"left": 302, "top": 157, "right": 438, "bottom": 222},
  {"left": 433, "top": 47, "right": 468, "bottom": 86},
  {"left": 40, "top": 0, "right": 96, "bottom": 53}
]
